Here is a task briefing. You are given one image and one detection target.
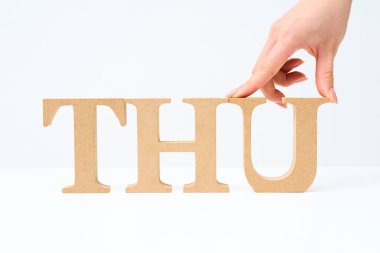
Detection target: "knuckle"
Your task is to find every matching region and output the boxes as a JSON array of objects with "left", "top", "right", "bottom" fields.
[
  {"left": 281, "top": 30, "right": 299, "bottom": 45},
  {"left": 269, "top": 22, "right": 280, "bottom": 35},
  {"left": 282, "top": 32, "right": 296, "bottom": 42},
  {"left": 320, "top": 71, "right": 334, "bottom": 83},
  {"left": 279, "top": 25, "right": 303, "bottom": 46},
  {"left": 270, "top": 21, "right": 302, "bottom": 46}
]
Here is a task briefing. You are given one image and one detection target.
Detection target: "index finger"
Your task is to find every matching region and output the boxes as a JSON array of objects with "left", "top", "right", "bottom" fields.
[{"left": 233, "top": 40, "right": 297, "bottom": 98}]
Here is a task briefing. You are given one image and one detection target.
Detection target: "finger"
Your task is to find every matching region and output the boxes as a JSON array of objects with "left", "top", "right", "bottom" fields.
[
  {"left": 226, "top": 86, "right": 241, "bottom": 97},
  {"left": 227, "top": 37, "right": 276, "bottom": 98},
  {"left": 273, "top": 71, "right": 307, "bottom": 87},
  {"left": 260, "top": 81, "right": 286, "bottom": 107},
  {"left": 232, "top": 40, "right": 297, "bottom": 97},
  {"left": 273, "top": 57, "right": 306, "bottom": 86},
  {"left": 253, "top": 37, "right": 277, "bottom": 72},
  {"left": 315, "top": 49, "right": 337, "bottom": 103},
  {"left": 280, "top": 58, "right": 304, "bottom": 73}
]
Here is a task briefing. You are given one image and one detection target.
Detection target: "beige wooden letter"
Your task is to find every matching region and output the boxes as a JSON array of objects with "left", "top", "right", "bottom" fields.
[
  {"left": 230, "top": 97, "right": 329, "bottom": 192},
  {"left": 125, "top": 98, "right": 229, "bottom": 193},
  {"left": 43, "top": 99, "right": 126, "bottom": 193}
]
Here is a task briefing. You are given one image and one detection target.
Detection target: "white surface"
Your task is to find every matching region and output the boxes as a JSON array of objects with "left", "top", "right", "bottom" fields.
[
  {"left": 1, "top": 166, "right": 379, "bottom": 253},
  {"left": 1, "top": 1, "right": 378, "bottom": 251},
  {"left": 0, "top": 0, "right": 380, "bottom": 168}
]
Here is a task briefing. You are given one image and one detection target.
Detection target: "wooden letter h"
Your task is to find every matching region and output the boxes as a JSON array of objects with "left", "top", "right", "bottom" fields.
[{"left": 43, "top": 97, "right": 329, "bottom": 193}]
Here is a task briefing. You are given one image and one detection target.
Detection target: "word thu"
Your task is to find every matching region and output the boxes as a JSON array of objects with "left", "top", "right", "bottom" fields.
[{"left": 43, "top": 97, "right": 329, "bottom": 193}]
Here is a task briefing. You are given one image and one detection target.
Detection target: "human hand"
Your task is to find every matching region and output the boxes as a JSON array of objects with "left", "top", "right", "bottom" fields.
[{"left": 227, "top": 0, "right": 352, "bottom": 107}]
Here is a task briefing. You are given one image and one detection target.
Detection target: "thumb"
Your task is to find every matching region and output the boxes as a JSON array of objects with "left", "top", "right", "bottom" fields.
[{"left": 315, "top": 50, "right": 338, "bottom": 103}]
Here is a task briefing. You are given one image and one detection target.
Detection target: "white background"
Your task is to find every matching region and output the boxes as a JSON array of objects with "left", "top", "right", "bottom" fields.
[
  {"left": 0, "top": 1, "right": 380, "bottom": 252},
  {"left": 0, "top": 0, "right": 379, "bottom": 168}
]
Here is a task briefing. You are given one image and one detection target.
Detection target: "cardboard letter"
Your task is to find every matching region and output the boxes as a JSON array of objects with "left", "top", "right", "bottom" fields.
[
  {"left": 125, "top": 98, "right": 229, "bottom": 193},
  {"left": 43, "top": 99, "right": 126, "bottom": 193},
  {"left": 230, "top": 97, "right": 329, "bottom": 192}
]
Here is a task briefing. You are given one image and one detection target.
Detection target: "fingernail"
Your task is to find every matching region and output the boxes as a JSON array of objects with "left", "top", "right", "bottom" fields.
[
  {"left": 232, "top": 90, "right": 243, "bottom": 98},
  {"left": 294, "top": 59, "right": 304, "bottom": 68},
  {"left": 328, "top": 88, "right": 338, "bottom": 103},
  {"left": 231, "top": 88, "right": 245, "bottom": 98},
  {"left": 226, "top": 87, "right": 239, "bottom": 98},
  {"left": 276, "top": 102, "right": 288, "bottom": 109},
  {"left": 297, "top": 76, "right": 308, "bottom": 82}
]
